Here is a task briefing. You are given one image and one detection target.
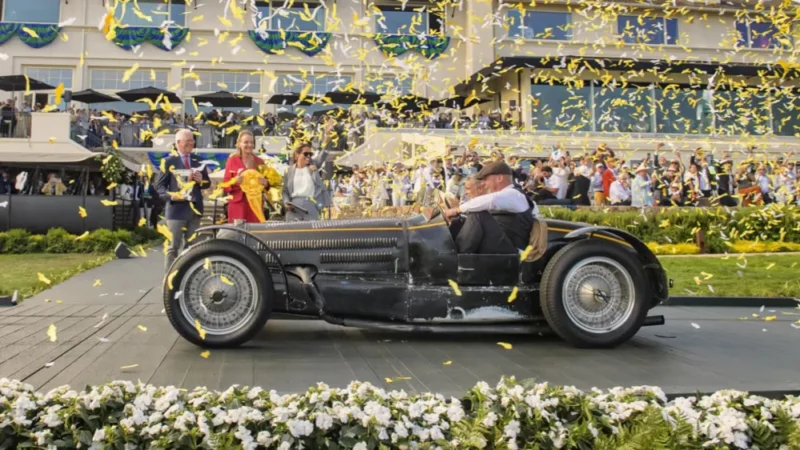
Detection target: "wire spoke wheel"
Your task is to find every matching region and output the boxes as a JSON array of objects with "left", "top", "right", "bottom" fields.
[
  {"left": 178, "top": 256, "right": 259, "bottom": 336},
  {"left": 562, "top": 256, "right": 635, "bottom": 334}
]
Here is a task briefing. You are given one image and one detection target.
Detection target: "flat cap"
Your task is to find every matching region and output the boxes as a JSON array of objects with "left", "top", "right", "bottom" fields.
[{"left": 476, "top": 161, "right": 513, "bottom": 180}]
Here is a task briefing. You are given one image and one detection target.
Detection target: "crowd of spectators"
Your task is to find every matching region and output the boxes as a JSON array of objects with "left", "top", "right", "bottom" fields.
[{"left": 328, "top": 144, "right": 799, "bottom": 211}]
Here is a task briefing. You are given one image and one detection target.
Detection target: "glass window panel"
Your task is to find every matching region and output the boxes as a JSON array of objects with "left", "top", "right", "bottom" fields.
[
  {"left": 735, "top": 21, "right": 749, "bottom": 47},
  {"left": 3, "top": 0, "right": 59, "bottom": 23},
  {"left": 185, "top": 99, "right": 259, "bottom": 116},
  {"left": 253, "top": 1, "right": 269, "bottom": 26},
  {"left": 594, "top": 84, "right": 653, "bottom": 133},
  {"left": 523, "top": 11, "right": 571, "bottom": 40},
  {"left": 618, "top": 15, "right": 673, "bottom": 45},
  {"left": 713, "top": 89, "right": 771, "bottom": 136},
  {"left": 116, "top": 0, "right": 168, "bottom": 27},
  {"left": 23, "top": 67, "right": 73, "bottom": 89},
  {"left": 376, "top": 7, "right": 428, "bottom": 34},
  {"left": 271, "top": 2, "right": 324, "bottom": 31},
  {"left": 749, "top": 21, "right": 781, "bottom": 49},
  {"left": 170, "top": 0, "right": 187, "bottom": 26},
  {"left": 90, "top": 69, "right": 168, "bottom": 90},
  {"left": 771, "top": 90, "right": 800, "bottom": 137},
  {"left": 654, "top": 86, "right": 712, "bottom": 135},
  {"left": 368, "top": 75, "right": 412, "bottom": 95},
  {"left": 530, "top": 83, "right": 592, "bottom": 131}
]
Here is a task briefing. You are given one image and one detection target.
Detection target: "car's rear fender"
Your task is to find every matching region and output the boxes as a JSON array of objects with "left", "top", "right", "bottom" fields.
[{"left": 561, "top": 226, "right": 669, "bottom": 307}]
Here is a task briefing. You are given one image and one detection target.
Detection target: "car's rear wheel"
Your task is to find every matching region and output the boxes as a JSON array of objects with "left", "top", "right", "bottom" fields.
[
  {"left": 540, "top": 239, "right": 648, "bottom": 348},
  {"left": 163, "top": 239, "right": 273, "bottom": 348}
]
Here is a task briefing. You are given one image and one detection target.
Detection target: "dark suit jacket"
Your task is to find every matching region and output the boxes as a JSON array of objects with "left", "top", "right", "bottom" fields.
[{"left": 156, "top": 153, "right": 211, "bottom": 221}]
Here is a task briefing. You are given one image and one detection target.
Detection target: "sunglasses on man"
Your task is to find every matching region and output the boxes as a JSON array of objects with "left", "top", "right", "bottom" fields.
[{"left": 302, "top": 152, "right": 313, "bottom": 157}]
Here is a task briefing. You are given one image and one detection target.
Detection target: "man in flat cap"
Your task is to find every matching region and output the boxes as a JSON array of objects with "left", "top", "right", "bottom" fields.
[{"left": 443, "top": 161, "right": 538, "bottom": 254}]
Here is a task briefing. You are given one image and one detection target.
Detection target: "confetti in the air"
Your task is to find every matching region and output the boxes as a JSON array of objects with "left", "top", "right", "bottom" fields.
[{"left": 497, "top": 342, "right": 513, "bottom": 350}]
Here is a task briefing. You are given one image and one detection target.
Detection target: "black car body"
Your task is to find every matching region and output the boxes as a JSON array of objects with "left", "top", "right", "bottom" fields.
[{"left": 163, "top": 213, "right": 669, "bottom": 348}]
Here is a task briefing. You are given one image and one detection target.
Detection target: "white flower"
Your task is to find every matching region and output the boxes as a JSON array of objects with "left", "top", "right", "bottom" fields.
[
  {"left": 287, "top": 418, "right": 314, "bottom": 437},
  {"left": 278, "top": 441, "right": 292, "bottom": 450},
  {"left": 430, "top": 425, "right": 445, "bottom": 441},
  {"left": 395, "top": 422, "right": 409, "bottom": 438},
  {"left": 503, "top": 419, "right": 521, "bottom": 440},
  {"left": 256, "top": 431, "right": 272, "bottom": 445},
  {"left": 447, "top": 403, "right": 465, "bottom": 422},
  {"left": 353, "top": 442, "right": 368, "bottom": 450},
  {"left": 92, "top": 428, "right": 106, "bottom": 442},
  {"left": 315, "top": 412, "right": 333, "bottom": 430},
  {"left": 33, "top": 430, "right": 52, "bottom": 445},
  {"left": 483, "top": 411, "right": 497, "bottom": 428}
]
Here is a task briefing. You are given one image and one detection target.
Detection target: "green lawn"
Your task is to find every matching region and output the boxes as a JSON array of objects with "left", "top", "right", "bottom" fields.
[
  {"left": 0, "top": 253, "right": 112, "bottom": 298},
  {"left": 659, "top": 254, "right": 800, "bottom": 298}
]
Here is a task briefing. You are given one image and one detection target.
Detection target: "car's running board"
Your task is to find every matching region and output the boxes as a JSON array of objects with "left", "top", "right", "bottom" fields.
[
  {"left": 642, "top": 315, "right": 665, "bottom": 326},
  {"left": 324, "top": 316, "right": 550, "bottom": 334}
]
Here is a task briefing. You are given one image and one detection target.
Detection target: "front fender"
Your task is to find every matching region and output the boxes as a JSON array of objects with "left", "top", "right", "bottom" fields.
[{"left": 563, "top": 226, "right": 669, "bottom": 307}]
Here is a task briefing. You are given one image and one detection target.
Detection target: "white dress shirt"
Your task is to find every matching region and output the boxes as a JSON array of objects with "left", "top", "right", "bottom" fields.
[
  {"left": 459, "top": 184, "right": 539, "bottom": 217},
  {"left": 609, "top": 180, "right": 631, "bottom": 203},
  {"left": 292, "top": 167, "right": 314, "bottom": 198}
]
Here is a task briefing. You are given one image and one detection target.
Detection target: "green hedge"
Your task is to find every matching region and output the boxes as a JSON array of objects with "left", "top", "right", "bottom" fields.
[
  {"left": 0, "top": 227, "right": 162, "bottom": 254},
  {"left": 541, "top": 204, "right": 800, "bottom": 251}
]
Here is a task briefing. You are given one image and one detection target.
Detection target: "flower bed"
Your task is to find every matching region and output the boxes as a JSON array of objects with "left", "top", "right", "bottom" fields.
[
  {"left": 0, "top": 227, "right": 161, "bottom": 254},
  {"left": 2, "top": 377, "right": 799, "bottom": 449}
]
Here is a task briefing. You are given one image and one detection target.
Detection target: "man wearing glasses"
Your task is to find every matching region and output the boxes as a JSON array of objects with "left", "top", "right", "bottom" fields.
[
  {"left": 156, "top": 129, "right": 210, "bottom": 269},
  {"left": 283, "top": 143, "right": 324, "bottom": 221}
]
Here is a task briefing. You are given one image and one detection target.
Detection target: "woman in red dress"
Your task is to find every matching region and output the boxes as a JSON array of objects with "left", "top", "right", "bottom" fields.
[{"left": 223, "top": 130, "right": 269, "bottom": 223}]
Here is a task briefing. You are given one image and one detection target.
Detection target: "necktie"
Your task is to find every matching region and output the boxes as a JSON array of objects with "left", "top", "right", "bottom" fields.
[{"left": 184, "top": 155, "right": 190, "bottom": 169}]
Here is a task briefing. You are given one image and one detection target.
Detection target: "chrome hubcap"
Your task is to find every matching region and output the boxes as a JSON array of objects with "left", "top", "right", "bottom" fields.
[
  {"left": 178, "top": 256, "right": 258, "bottom": 336},
  {"left": 562, "top": 256, "right": 635, "bottom": 334}
]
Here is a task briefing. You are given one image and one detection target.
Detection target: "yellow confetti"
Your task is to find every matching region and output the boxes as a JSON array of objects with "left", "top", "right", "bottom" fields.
[
  {"left": 101, "top": 200, "right": 118, "bottom": 207},
  {"left": 120, "top": 364, "right": 139, "bottom": 370},
  {"left": 220, "top": 275, "right": 234, "bottom": 286},
  {"left": 122, "top": 63, "right": 140, "bottom": 83},
  {"left": 766, "top": 263, "right": 776, "bottom": 270},
  {"left": 138, "top": 217, "right": 147, "bottom": 227},
  {"left": 93, "top": 279, "right": 102, "bottom": 287},
  {"left": 447, "top": 279, "right": 462, "bottom": 296},
  {"left": 443, "top": 361, "right": 452, "bottom": 366},
  {"left": 497, "top": 342, "right": 513, "bottom": 350},
  {"left": 54, "top": 82, "right": 64, "bottom": 105},
  {"left": 106, "top": 182, "right": 118, "bottom": 190},
  {"left": 195, "top": 319, "right": 207, "bottom": 340},
  {"left": 167, "top": 270, "right": 178, "bottom": 289},
  {"left": 78, "top": 206, "right": 87, "bottom": 218},
  {"left": 520, "top": 245, "right": 533, "bottom": 261},
  {"left": 21, "top": 27, "right": 39, "bottom": 38},
  {"left": 37, "top": 273, "right": 51, "bottom": 285},
  {"left": 137, "top": 325, "right": 147, "bottom": 332},
  {"left": 700, "top": 272, "right": 713, "bottom": 280},
  {"left": 200, "top": 350, "right": 210, "bottom": 359},
  {"left": 47, "top": 324, "right": 57, "bottom": 342},
  {"left": 507, "top": 287, "right": 519, "bottom": 303},
  {"left": 764, "top": 316, "right": 777, "bottom": 322}
]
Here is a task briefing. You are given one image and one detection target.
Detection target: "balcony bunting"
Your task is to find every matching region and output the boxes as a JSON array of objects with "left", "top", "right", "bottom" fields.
[
  {"left": 112, "top": 27, "right": 188, "bottom": 51},
  {"left": 248, "top": 30, "right": 331, "bottom": 57},
  {"left": 0, "top": 23, "right": 62, "bottom": 49},
  {"left": 372, "top": 34, "right": 450, "bottom": 59}
]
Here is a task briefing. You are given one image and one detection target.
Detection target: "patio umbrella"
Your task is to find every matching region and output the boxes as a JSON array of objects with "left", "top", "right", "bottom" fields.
[
  {"left": 435, "top": 95, "right": 490, "bottom": 109},
  {"left": 116, "top": 87, "right": 181, "bottom": 104},
  {"left": 312, "top": 107, "right": 348, "bottom": 118},
  {"left": 193, "top": 91, "right": 253, "bottom": 108},
  {"left": 266, "top": 93, "right": 318, "bottom": 105},
  {"left": 0, "top": 75, "right": 54, "bottom": 92},
  {"left": 318, "top": 89, "right": 381, "bottom": 105},
  {"left": 71, "top": 89, "right": 120, "bottom": 104}
]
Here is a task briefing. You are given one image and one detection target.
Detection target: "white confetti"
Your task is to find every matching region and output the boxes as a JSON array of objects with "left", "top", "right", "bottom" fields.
[
  {"left": 0, "top": 201, "right": 7, "bottom": 208},
  {"left": 0, "top": 53, "right": 7, "bottom": 62},
  {"left": 98, "top": 337, "right": 110, "bottom": 343},
  {"left": 93, "top": 313, "right": 109, "bottom": 328},
  {"left": 760, "top": 305, "right": 765, "bottom": 313},
  {"left": 45, "top": 362, "right": 55, "bottom": 367},
  {"left": 174, "top": 291, "right": 183, "bottom": 299},
  {"left": 691, "top": 323, "right": 701, "bottom": 329}
]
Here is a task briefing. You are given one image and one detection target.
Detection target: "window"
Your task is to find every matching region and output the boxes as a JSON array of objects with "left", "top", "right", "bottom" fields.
[
  {"left": 90, "top": 68, "right": 169, "bottom": 90},
  {"left": 771, "top": 89, "right": 800, "bottom": 137},
  {"left": 276, "top": 73, "right": 353, "bottom": 113},
  {"left": 530, "top": 83, "right": 591, "bottom": 131},
  {"left": 713, "top": 89, "right": 771, "bottom": 136},
  {"left": 508, "top": 10, "right": 571, "bottom": 41},
  {"left": 115, "top": 0, "right": 187, "bottom": 27},
  {"left": 736, "top": 20, "right": 786, "bottom": 49},
  {"left": 185, "top": 71, "right": 262, "bottom": 94},
  {"left": 260, "top": 1, "right": 325, "bottom": 32},
  {"left": 654, "top": 86, "right": 714, "bottom": 135},
  {"left": 2, "top": 0, "right": 60, "bottom": 23},
  {"left": 367, "top": 74, "right": 413, "bottom": 95},
  {"left": 23, "top": 67, "right": 73, "bottom": 110},
  {"left": 594, "top": 83, "right": 654, "bottom": 133},
  {"left": 617, "top": 15, "right": 677, "bottom": 45},
  {"left": 374, "top": 4, "right": 440, "bottom": 34},
  {"left": 253, "top": 1, "right": 270, "bottom": 28}
]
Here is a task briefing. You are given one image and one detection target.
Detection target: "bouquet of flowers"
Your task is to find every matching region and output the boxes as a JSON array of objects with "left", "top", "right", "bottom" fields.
[{"left": 258, "top": 156, "right": 286, "bottom": 206}]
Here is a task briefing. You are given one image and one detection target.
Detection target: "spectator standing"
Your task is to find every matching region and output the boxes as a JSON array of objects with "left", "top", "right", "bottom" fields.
[
  {"left": 609, "top": 172, "right": 632, "bottom": 205},
  {"left": 156, "top": 129, "right": 211, "bottom": 269},
  {"left": 0, "top": 170, "right": 12, "bottom": 195},
  {"left": 631, "top": 163, "right": 654, "bottom": 207},
  {"left": 283, "top": 143, "right": 325, "bottom": 221},
  {"left": 601, "top": 158, "right": 618, "bottom": 203},
  {"left": 590, "top": 163, "right": 605, "bottom": 205}
]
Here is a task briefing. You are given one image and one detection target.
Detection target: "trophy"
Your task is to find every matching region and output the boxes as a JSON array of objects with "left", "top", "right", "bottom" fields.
[{"left": 173, "top": 169, "right": 194, "bottom": 202}]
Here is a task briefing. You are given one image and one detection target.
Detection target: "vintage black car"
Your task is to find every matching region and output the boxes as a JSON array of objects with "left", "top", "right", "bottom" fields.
[{"left": 162, "top": 212, "right": 670, "bottom": 349}]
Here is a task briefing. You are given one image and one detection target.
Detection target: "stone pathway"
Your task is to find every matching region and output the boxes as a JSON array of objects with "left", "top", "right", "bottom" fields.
[{"left": 1, "top": 252, "right": 798, "bottom": 397}]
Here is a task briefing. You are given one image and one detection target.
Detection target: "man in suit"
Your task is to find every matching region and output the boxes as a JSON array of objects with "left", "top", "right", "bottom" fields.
[
  {"left": 283, "top": 143, "right": 324, "bottom": 221},
  {"left": 156, "top": 129, "right": 210, "bottom": 269}
]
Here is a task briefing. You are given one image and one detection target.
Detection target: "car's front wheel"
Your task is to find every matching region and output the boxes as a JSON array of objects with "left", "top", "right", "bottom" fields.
[
  {"left": 540, "top": 239, "right": 648, "bottom": 348},
  {"left": 163, "top": 239, "right": 273, "bottom": 348}
]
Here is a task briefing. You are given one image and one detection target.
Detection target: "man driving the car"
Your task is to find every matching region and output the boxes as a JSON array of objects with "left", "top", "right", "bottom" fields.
[{"left": 443, "top": 161, "right": 537, "bottom": 254}]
